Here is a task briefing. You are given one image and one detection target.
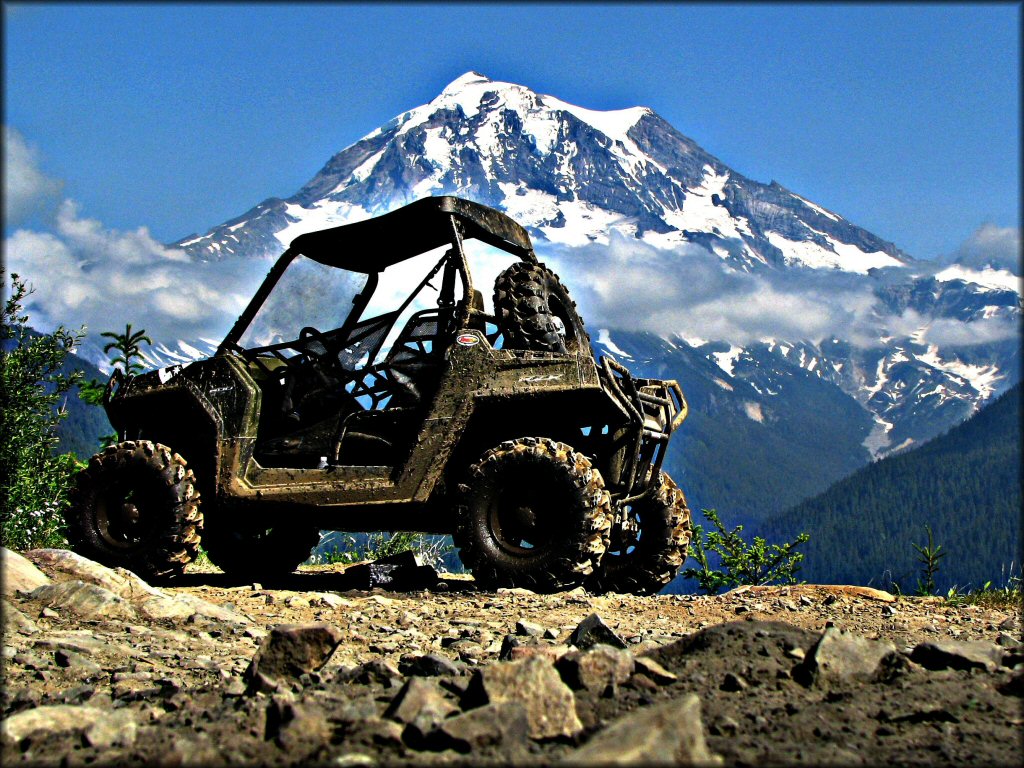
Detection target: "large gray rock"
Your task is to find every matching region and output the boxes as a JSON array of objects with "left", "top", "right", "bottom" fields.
[
  {"left": 1, "top": 547, "right": 51, "bottom": 596},
  {"left": 1, "top": 704, "right": 136, "bottom": 748},
  {"left": 245, "top": 623, "right": 344, "bottom": 692},
  {"left": 28, "top": 580, "right": 137, "bottom": 621},
  {"left": 910, "top": 639, "right": 1004, "bottom": 672},
  {"left": 25, "top": 548, "right": 248, "bottom": 624},
  {"left": 565, "top": 694, "right": 721, "bottom": 765},
  {"left": 464, "top": 655, "right": 582, "bottom": 739},
  {"left": 795, "top": 627, "right": 897, "bottom": 685}
]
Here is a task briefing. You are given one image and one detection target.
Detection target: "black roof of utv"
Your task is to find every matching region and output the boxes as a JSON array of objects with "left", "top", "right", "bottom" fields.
[{"left": 290, "top": 196, "right": 535, "bottom": 273}]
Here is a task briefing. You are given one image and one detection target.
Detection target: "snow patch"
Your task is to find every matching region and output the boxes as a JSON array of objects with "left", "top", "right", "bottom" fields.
[
  {"left": 711, "top": 345, "right": 743, "bottom": 376},
  {"left": 935, "top": 265, "right": 1021, "bottom": 294},
  {"left": 790, "top": 192, "right": 840, "bottom": 222},
  {"left": 766, "top": 231, "right": 902, "bottom": 274},
  {"left": 596, "top": 329, "right": 633, "bottom": 360},
  {"left": 917, "top": 344, "right": 1002, "bottom": 398}
]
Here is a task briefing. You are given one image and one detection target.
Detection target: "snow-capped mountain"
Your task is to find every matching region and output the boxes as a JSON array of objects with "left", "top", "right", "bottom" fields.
[
  {"left": 178, "top": 71, "right": 907, "bottom": 275},
  {"left": 160, "top": 71, "right": 1019, "bottom": 512}
]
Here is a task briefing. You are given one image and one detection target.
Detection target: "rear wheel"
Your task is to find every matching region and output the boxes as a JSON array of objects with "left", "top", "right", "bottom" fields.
[
  {"left": 454, "top": 437, "right": 612, "bottom": 592},
  {"left": 201, "top": 515, "right": 320, "bottom": 579},
  {"left": 65, "top": 441, "right": 202, "bottom": 581},
  {"left": 587, "top": 472, "right": 692, "bottom": 595}
]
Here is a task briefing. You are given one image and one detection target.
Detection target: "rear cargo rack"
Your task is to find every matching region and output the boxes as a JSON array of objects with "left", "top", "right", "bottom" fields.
[{"left": 600, "top": 356, "right": 687, "bottom": 502}]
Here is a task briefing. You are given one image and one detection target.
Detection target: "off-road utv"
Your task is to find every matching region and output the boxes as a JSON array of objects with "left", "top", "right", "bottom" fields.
[{"left": 66, "top": 196, "right": 692, "bottom": 594}]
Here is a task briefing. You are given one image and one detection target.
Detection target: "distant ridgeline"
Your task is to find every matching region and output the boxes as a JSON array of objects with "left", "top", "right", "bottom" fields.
[{"left": 758, "top": 384, "right": 1022, "bottom": 593}]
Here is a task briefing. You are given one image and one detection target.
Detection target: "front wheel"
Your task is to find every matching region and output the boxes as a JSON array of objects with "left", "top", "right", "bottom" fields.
[
  {"left": 65, "top": 441, "right": 202, "bottom": 581},
  {"left": 453, "top": 437, "right": 612, "bottom": 593},
  {"left": 587, "top": 472, "right": 692, "bottom": 595}
]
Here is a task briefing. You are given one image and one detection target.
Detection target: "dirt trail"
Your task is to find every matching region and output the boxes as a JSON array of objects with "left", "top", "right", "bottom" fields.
[{"left": 3, "top": 553, "right": 1021, "bottom": 766}]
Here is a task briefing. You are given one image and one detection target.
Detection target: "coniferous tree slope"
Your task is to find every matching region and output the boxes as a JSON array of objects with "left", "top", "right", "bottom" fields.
[{"left": 758, "top": 384, "right": 1022, "bottom": 593}]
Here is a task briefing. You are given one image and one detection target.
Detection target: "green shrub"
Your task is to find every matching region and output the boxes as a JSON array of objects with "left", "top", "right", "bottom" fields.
[
  {"left": 682, "top": 508, "right": 810, "bottom": 595},
  {"left": 1, "top": 272, "right": 85, "bottom": 549}
]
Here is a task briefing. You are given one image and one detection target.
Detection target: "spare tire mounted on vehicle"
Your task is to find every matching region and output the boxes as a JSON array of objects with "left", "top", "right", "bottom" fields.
[{"left": 494, "top": 262, "right": 589, "bottom": 353}]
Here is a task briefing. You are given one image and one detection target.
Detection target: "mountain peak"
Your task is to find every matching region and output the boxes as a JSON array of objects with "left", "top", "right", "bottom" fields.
[{"left": 439, "top": 71, "right": 493, "bottom": 95}]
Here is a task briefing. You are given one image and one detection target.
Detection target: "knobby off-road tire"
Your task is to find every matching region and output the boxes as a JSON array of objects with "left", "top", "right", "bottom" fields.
[
  {"left": 494, "top": 262, "right": 590, "bottom": 354},
  {"left": 201, "top": 516, "right": 320, "bottom": 580},
  {"left": 65, "top": 440, "right": 202, "bottom": 581},
  {"left": 588, "top": 471, "right": 693, "bottom": 595},
  {"left": 454, "top": 437, "right": 613, "bottom": 593}
]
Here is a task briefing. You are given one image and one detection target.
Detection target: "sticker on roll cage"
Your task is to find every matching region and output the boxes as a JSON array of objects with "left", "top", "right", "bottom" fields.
[
  {"left": 156, "top": 364, "right": 183, "bottom": 384},
  {"left": 456, "top": 333, "right": 480, "bottom": 347},
  {"left": 519, "top": 374, "right": 563, "bottom": 383}
]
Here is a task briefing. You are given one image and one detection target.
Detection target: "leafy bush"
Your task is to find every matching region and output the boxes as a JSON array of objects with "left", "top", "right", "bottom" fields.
[
  {"left": 79, "top": 323, "right": 153, "bottom": 447},
  {"left": 0, "top": 272, "right": 85, "bottom": 549},
  {"left": 682, "top": 508, "right": 810, "bottom": 595}
]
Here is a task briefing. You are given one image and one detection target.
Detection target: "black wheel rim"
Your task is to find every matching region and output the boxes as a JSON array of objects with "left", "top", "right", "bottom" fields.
[
  {"left": 484, "top": 479, "right": 559, "bottom": 557},
  {"left": 95, "top": 473, "right": 160, "bottom": 550}
]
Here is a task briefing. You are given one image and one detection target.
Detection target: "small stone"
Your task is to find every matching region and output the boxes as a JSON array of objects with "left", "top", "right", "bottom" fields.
[
  {"left": 556, "top": 645, "right": 635, "bottom": 692},
  {"left": 385, "top": 677, "right": 458, "bottom": 742},
  {"left": 881, "top": 605, "right": 897, "bottom": 617},
  {"left": 996, "top": 634, "right": 1021, "bottom": 649},
  {"left": 910, "top": 639, "right": 1003, "bottom": 672},
  {"left": 634, "top": 656, "right": 677, "bottom": 684},
  {"left": 266, "top": 696, "right": 332, "bottom": 752},
  {"left": 398, "top": 652, "right": 461, "bottom": 677},
  {"left": 463, "top": 655, "right": 583, "bottom": 739},
  {"left": 245, "top": 623, "right": 344, "bottom": 693},
  {"left": 564, "top": 694, "right": 721, "bottom": 765},
  {"left": 509, "top": 643, "right": 572, "bottom": 663},
  {"left": 427, "top": 701, "right": 529, "bottom": 753},
  {"left": 795, "top": 626, "right": 897, "bottom": 686},
  {"left": 516, "top": 620, "right": 544, "bottom": 637},
  {"left": 721, "top": 672, "right": 749, "bottom": 692},
  {"left": 998, "top": 615, "right": 1018, "bottom": 631},
  {"left": 54, "top": 648, "right": 101, "bottom": 675},
  {"left": 346, "top": 659, "right": 403, "bottom": 687},
  {"left": 568, "top": 613, "right": 627, "bottom": 650}
]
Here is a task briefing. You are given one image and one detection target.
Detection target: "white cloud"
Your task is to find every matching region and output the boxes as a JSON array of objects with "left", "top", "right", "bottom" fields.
[
  {"left": 540, "top": 234, "right": 897, "bottom": 347},
  {"left": 942, "top": 223, "right": 1021, "bottom": 274},
  {"left": 3, "top": 126, "right": 63, "bottom": 226},
  {"left": 5, "top": 199, "right": 268, "bottom": 361}
]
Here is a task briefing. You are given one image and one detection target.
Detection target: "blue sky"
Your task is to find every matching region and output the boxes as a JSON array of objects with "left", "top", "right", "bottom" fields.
[{"left": 3, "top": 2, "right": 1020, "bottom": 261}]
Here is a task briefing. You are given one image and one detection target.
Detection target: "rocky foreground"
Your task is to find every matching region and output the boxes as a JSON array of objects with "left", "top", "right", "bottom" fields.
[{"left": 2, "top": 548, "right": 1022, "bottom": 766}]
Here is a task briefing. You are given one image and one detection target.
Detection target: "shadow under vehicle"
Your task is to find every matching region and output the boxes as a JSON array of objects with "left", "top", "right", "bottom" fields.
[{"left": 66, "top": 196, "right": 692, "bottom": 594}]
